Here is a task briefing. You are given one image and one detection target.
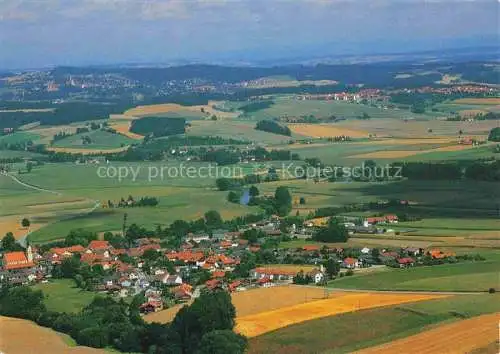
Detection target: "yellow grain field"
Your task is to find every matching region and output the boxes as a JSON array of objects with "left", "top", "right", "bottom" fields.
[
  {"left": 452, "top": 98, "right": 500, "bottom": 105},
  {"left": 145, "top": 285, "right": 331, "bottom": 323},
  {"left": 0, "top": 216, "right": 45, "bottom": 239},
  {"left": 289, "top": 124, "right": 369, "bottom": 138},
  {"left": 0, "top": 316, "right": 105, "bottom": 354},
  {"left": 235, "top": 292, "right": 448, "bottom": 337},
  {"left": 355, "top": 312, "right": 500, "bottom": 354},
  {"left": 109, "top": 122, "right": 144, "bottom": 139},
  {"left": 121, "top": 101, "right": 237, "bottom": 119}
]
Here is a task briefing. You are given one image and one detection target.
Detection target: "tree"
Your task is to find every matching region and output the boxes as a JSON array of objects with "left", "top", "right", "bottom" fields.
[
  {"left": 1, "top": 232, "right": 20, "bottom": 251},
  {"left": 171, "top": 290, "right": 237, "bottom": 353},
  {"left": 227, "top": 191, "right": 241, "bottom": 204},
  {"left": 197, "top": 330, "right": 247, "bottom": 354},
  {"left": 204, "top": 210, "right": 222, "bottom": 228},
  {"left": 0, "top": 286, "right": 46, "bottom": 321},
  {"left": 21, "top": 218, "right": 30, "bottom": 228},
  {"left": 299, "top": 197, "right": 306, "bottom": 205},
  {"left": 249, "top": 185, "right": 260, "bottom": 197},
  {"left": 313, "top": 218, "right": 349, "bottom": 243},
  {"left": 324, "top": 258, "right": 340, "bottom": 278},
  {"left": 26, "top": 162, "right": 33, "bottom": 173},
  {"left": 215, "top": 178, "right": 232, "bottom": 191},
  {"left": 274, "top": 186, "right": 292, "bottom": 216},
  {"left": 488, "top": 127, "right": 500, "bottom": 142}
]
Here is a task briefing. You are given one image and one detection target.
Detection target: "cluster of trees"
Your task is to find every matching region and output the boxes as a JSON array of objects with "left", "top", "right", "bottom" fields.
[
  {"left": 215, "top": 170, "right": 280, "bottom": 191},
  {"left": 488, "top": 127, "right": 500, "bottom": 142},
  {"left": 0, "top": 283, "right": 246, "bottom": 353},
  {"left": 399, "top": 160, "right": 500, "bottom": 181},
  {"left": 130, "top": 117, "right": 186, "bottom": 137},
  {"left": 239, "top": 100, "right": 274, "bottom": 113},
  {"left": 255, "top": 120, "right": 291, "bottom": 136},
  {"left": 0, "top": 232, "right": 23, "bottom": 252},
  {"left": 243, "top": 186, "right": 292, "bottom": 216},
  {"left": 312, "top": 218, "right": 349, "bottom": 243},
  {"left": 108, "top": 195, "right": 160, "bottom": 208}
]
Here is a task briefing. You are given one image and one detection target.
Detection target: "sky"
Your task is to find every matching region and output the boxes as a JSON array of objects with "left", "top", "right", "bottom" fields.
[{"left": 0, "top": 0, "right": 498, "bottom": 69}]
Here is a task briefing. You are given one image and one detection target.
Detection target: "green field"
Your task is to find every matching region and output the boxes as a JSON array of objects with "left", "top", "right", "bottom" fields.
[
  {"left": 6, "top": 163, "right": 496, "bottom": 243},
  {"left": 52, "top": 130, "right": 135, "bottom": 149},
  {"left": 5, "top": 162, "right": 257, "bottom": 242},
  {"left": 32, "top": 279, "right": 96, "bottom": 313},
  {"left": 248, "top": 293, "right": 500, "bottom": 354},
  {"left": 239, "top": 96, "right": 433, "bottom": 121},
  {"left": 328, "top": 261, "right": 500, "bottom": 291},
  {"left": 187, "top": 119, "right": 296, "bottom": 144},
  {"left": 0, "top": 131, "right": 41, "bottom": 145}
]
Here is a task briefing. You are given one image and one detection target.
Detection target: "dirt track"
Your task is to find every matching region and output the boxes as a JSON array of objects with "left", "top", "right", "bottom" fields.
[{"left": 355, "top": 312, "right": 500, "bottom": 354}]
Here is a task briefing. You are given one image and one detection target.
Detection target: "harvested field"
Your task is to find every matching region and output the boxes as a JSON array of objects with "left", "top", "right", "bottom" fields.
[
  {"left": 121, "top": 101, "right": 237, "bottom": 119},
  {"left": 349, "top": 150, "right": 423, "bottom": 159},
  {"left": 452, "top": 98, "right": 500, "bottom": 105},
  {"left": 0, "top": 216, "right": 45, "bottom": 239},
  {"left": 349, "top": 144, "right": 476, "bottom": 159},
  {"left": 460, "top": 109, "right": 488, "bottom": 118},
  {"left": 109, "top": 121, "right": 144, "bottom": 139},
  {"left": 0, "top": 316, "right": 105, "bottom": 354},
  {"left": 145, "top": 285, "right": 331, "bottom": 323},
  {"left": 45, "top": 146, "right": 129, "bottom": 154},
  {"left": 235, "top": 292, "right": 447, "bottom": 337},
  {"left": 360, "top": 137, "right": 457, "bottom": 145},
  {"left": 288, "top": 124, "right": 369, "bottom": 138},
  {"left": 355, "top": 312, "right": 500, "bottom": 354}
]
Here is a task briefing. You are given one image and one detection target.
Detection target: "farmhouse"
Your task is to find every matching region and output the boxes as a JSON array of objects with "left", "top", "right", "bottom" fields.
[
  {"left": 251, "top": 267, "right": 296, "bottom": 283},
  {"left": 342, "top": 257, "right": 360, "bottom": 269},
  {"left": 363, "top": 215, "right": 398, "bottom": 226}
]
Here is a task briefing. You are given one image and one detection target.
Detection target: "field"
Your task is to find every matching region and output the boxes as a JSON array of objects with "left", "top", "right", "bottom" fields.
[
  {"left": 0, "top": 316, "right": 105, "bottom": 353},
  {"left": 248, "top": 294, "right": 500, "bottom": 354},
  {"left": 3, "top": 162, "right": 256, "bottom": 242},
  {"left": 32, "top": 279, "right": 96, "bottom": 313},
  {"left": 235, "top": 292, "right": 447, "bottom": 337},
  {"left": 288, "top": 123, "right": 370, "bottom": 138},
  {"left": 452, "top": 98, "right": 500, "bottom": 105},
  {"left": 356, "top": 312, "right": 499, "bottom": 354},
  {"left": 145, "top": 285, "right": 330, "bottom": 323},
  {"left": 239, "top": 96, "right": 434, "bottom": 121},
  {"left": 328, "top": 261, "right": 500, "bottom": 292},
  {"left": 52, "top": 130, "right": 135, "bottom": 150},
  {"left": 45, "top": 146, "right": 130, "bottom": 154}
]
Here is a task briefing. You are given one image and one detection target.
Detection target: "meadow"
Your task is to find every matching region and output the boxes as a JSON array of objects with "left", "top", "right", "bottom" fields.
[
  {"left": 328, "top": 261, "right": 500, "bottom": 291},
  {"left": 33, "top": 279, "right": 96, "bottom": 313},
  {"left": 52, "top": 130, "right": 135, "bottom": 150}
]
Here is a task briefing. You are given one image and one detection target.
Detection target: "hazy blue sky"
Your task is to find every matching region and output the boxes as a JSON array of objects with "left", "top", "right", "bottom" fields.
[{"left": 0, "top": 0, "right": 498, "bottom": 68}]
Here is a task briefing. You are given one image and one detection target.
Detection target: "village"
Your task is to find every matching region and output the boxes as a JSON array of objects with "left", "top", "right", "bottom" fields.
[{"left": 0, "top": 213, "right": 473, "bottom": 315}]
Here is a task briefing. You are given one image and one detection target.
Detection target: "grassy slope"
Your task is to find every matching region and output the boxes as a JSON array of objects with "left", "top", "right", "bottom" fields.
[
  {"left": 32, "top": 279, "right": 96, "bottom": 313},
  {"left": 328, "top": 261, "right": 500, "bottom": 291},
  {"left": 248, "top": 294, "right": 500, "bottom": 354},
  {"left": 52, "top": 130, "right": 135, "bottom": 149}
]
